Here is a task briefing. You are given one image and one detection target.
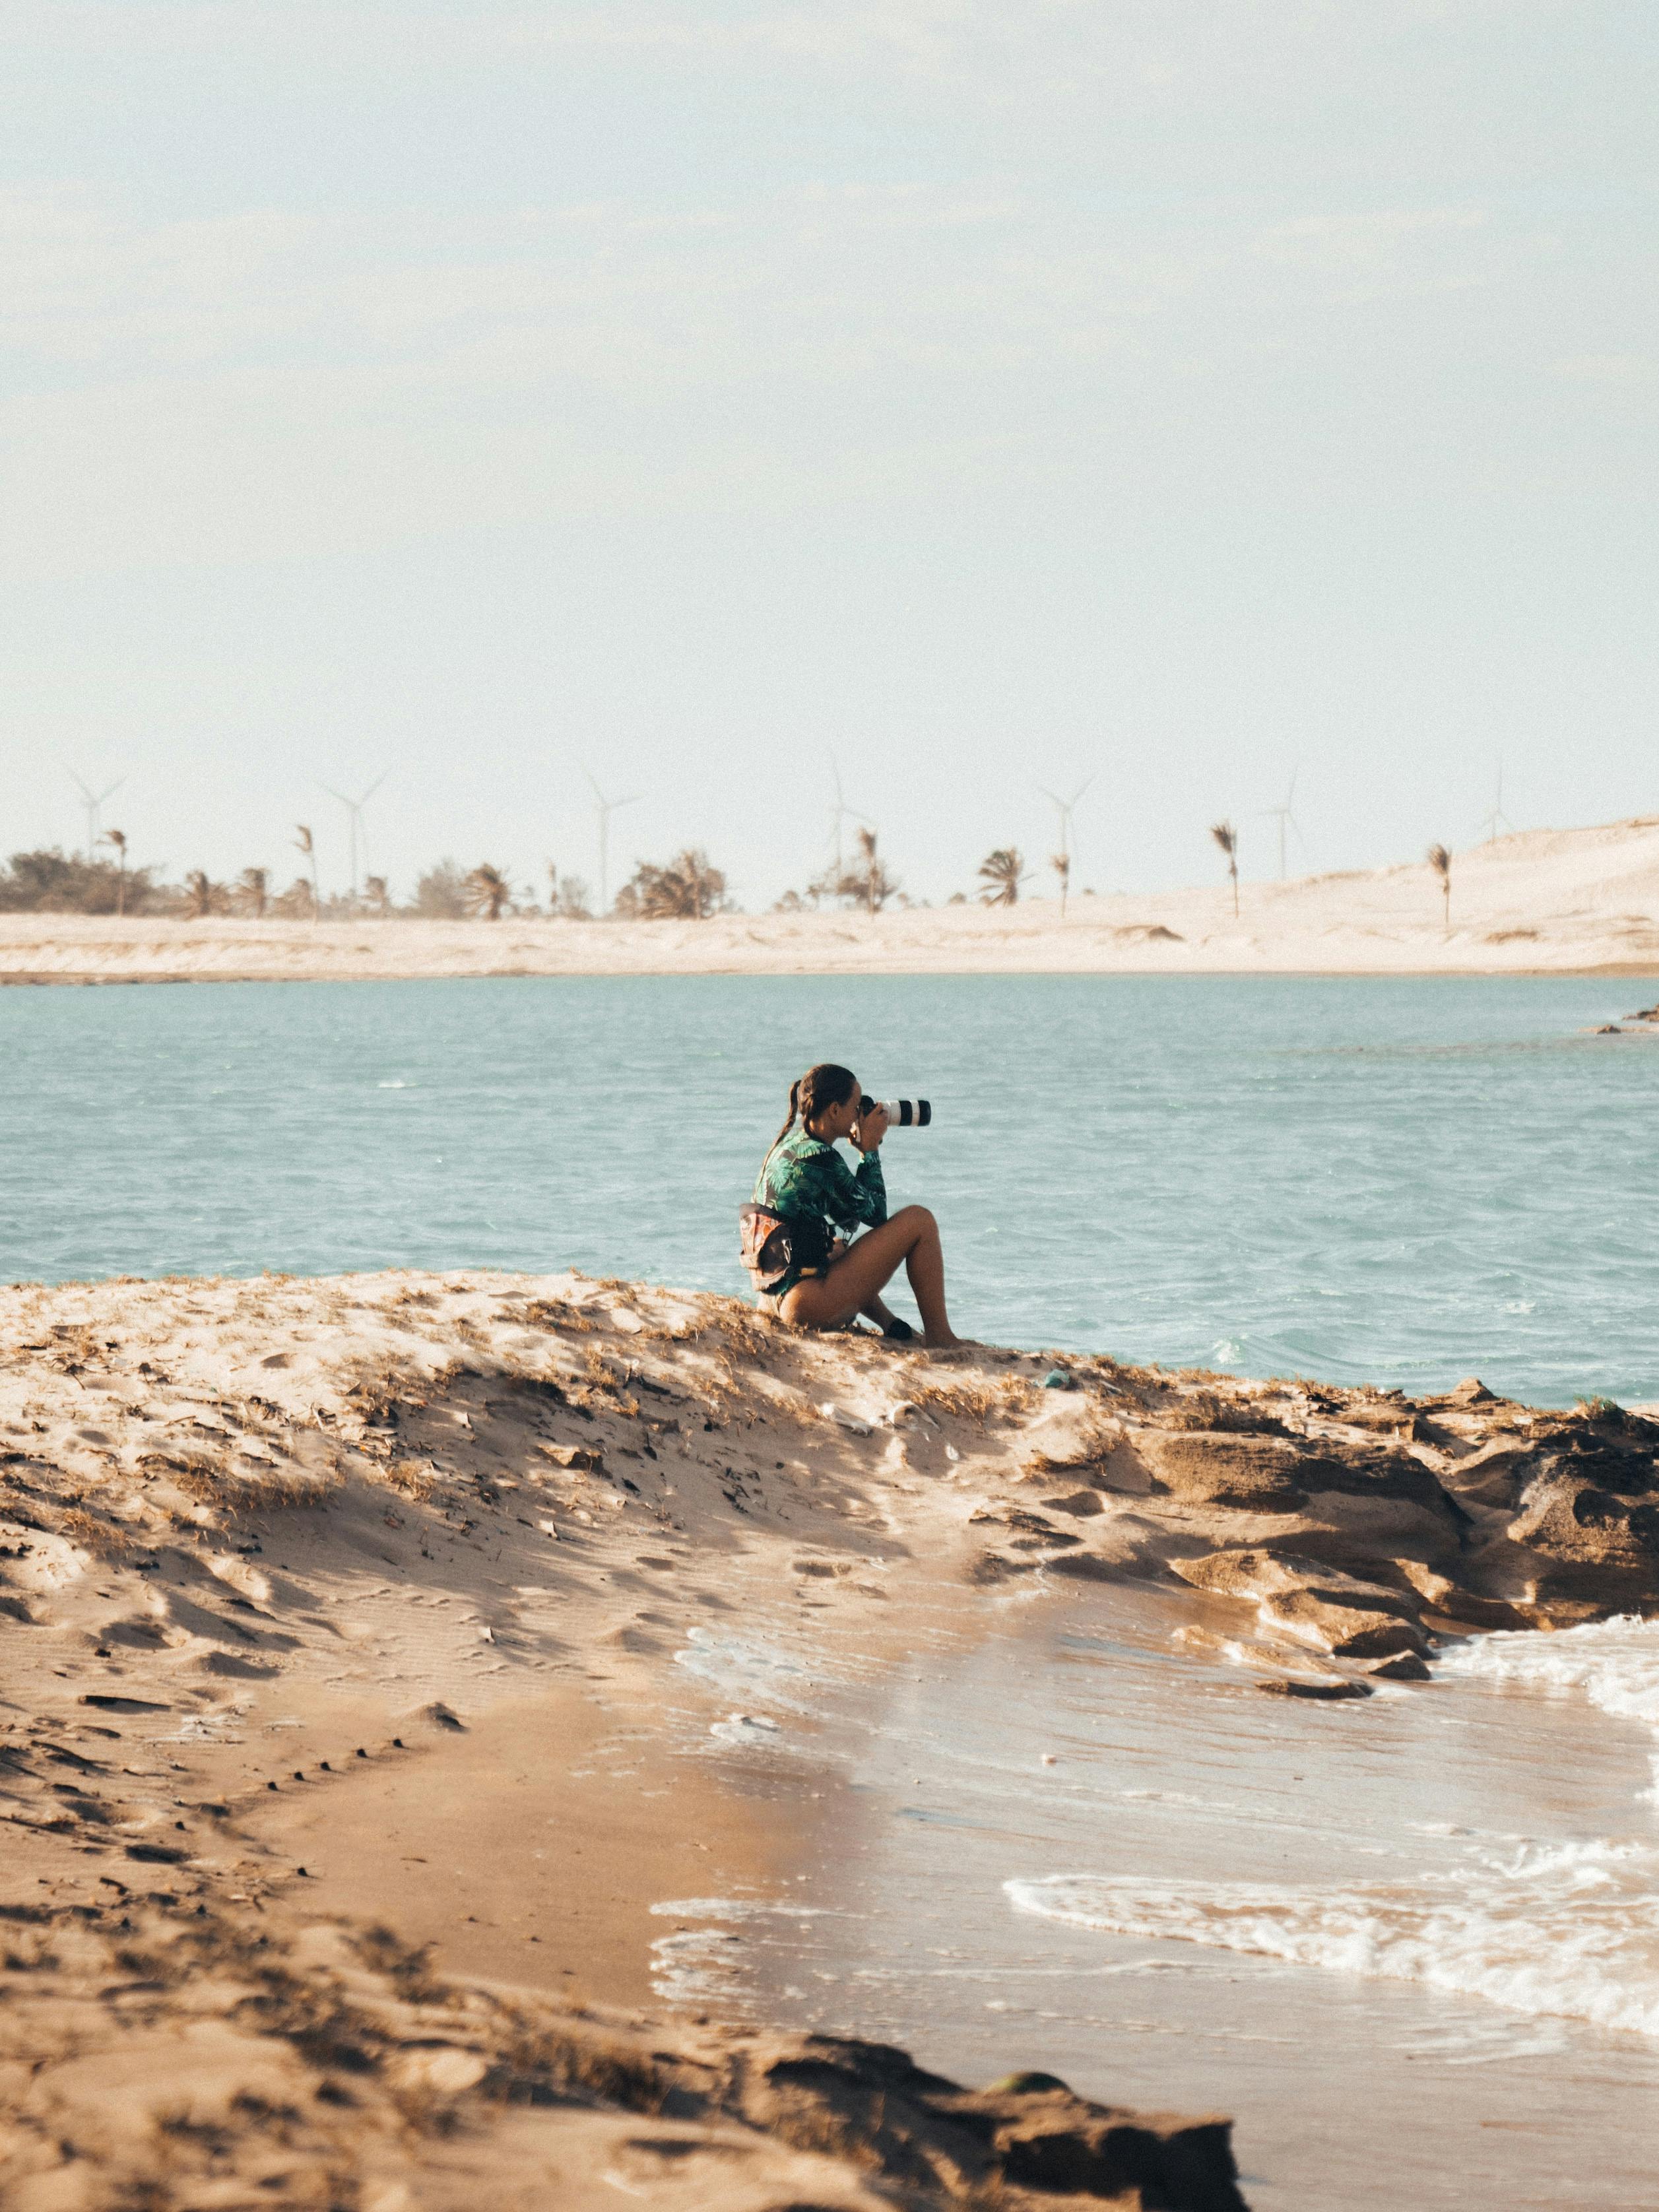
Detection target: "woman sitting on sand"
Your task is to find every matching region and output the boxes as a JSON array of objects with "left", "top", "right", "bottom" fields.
[{"left": 742, "top": 1062, "right": 960, "bottom": 1348}]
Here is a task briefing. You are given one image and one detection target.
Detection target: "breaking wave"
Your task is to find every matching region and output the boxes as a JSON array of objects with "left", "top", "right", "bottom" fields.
[{"left": 1010, "top": 1618, "right": 1659, "bottom": 2042}]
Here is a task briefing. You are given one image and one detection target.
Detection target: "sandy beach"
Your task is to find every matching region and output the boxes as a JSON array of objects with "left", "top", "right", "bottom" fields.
[
  {"left": 9, "top": 818, "right": 1659, "bottom": 985},
  {"left": 5, "top": 1266, "right": 1655, "bottom": 2205}
]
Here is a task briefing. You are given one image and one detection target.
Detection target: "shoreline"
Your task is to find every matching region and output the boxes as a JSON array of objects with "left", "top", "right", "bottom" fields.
[
  {"left": 9, "top": 962, "right": 1659, "bottom": 987},
  {"left": 4, "top": 1266, "right": 1657, "bottom": 2203},
  {"left": 4, "top": 815, "right": 1659, "bottom": 985}
]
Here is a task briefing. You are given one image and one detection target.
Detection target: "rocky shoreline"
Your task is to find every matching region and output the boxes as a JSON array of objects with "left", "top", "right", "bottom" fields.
[{"left": 2, "top": 1268, "right": 1654, "bottom": 2207}]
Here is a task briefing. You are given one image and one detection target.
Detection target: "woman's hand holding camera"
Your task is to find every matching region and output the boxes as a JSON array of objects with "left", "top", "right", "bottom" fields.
[{"left": 852, "top": 1101, "right": 890, "bottom": 1151}]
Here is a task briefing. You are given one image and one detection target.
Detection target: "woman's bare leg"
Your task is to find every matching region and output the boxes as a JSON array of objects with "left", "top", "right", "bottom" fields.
[
  {"left": 831, "top": 1239, "right": 901, "bottom": 1332},
  {"left": 780, "top": 1206, "right": 960, "bottom": 1347}
]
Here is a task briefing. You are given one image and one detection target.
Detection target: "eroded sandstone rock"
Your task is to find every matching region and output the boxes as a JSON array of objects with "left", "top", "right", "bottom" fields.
[
  {"left": 1134, "top": 1432, "right": 1466, "bottom": 1565},
  {"left": 1433, "top": 1440, "right": 1543, "bottom": 1511},
  {"left": 1259, "top": 1593, "right": 1426, "bottom": 1658},
  {"left": 1505, "top": 1466, "right": 1659, "bottom": 1599},
  {"left": 1171, "top": 1547, "right": 1431, "bottom": 1658},
  {"left": 1394, "top": 1559, "right": 1532, "bottom": 1631},
  {"left": 1053, "top": 1375, "right": 1659, "bottom": 1666},
  {"left": 742, "top": 2042, "right": 1249, "bottom": 2209}
]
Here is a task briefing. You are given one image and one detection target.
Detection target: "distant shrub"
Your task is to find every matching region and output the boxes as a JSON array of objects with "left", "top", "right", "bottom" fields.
[
  {"left": 0, "top": 847, "right": 163, "bottom": 915},
  {"left": 412, "top": 859, "right": 469, "bottom": 918}
]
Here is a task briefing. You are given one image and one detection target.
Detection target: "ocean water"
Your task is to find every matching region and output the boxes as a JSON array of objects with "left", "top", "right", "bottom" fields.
[
  {"left": 653, "top": 1580, "right": 1659, "bottom": 2212},
  {"left": 2, "top": 971, "right": 1656, "bottom": 1404},
  {"left": 3, "top": 969, "right": 1659, "bottom": 1398}
]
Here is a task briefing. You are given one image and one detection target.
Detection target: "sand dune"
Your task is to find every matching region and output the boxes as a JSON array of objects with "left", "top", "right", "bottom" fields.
[
  {"left": 9, "top": 817, "right": 1659, "bottom": 982},
  {"left": 5, "top": 1266, "right": 1655, "bottom": 2204},
  {"left": 0, "top": 1270, "right": 1254, "bottom": 2211}
]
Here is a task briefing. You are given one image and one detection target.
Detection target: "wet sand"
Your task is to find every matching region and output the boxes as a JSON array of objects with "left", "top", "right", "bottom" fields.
[{"left": 243, "top": 1685, "right": 812, "bottom": 2009}]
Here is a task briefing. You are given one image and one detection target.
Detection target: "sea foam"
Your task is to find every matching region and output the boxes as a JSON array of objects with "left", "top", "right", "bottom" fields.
[
  {"left": 1007, "top": 1837, "right": 1659, "bottom": 2040},
  {"left": 1437, "top": 1613, "right": 1659, "bottom": 1751},
  {"left": 1009, "top": 1617, "right": 1659, "bottom": 2042},
  {"left": 672, "top": 1625, "right": 822, "bottom": 1712}
]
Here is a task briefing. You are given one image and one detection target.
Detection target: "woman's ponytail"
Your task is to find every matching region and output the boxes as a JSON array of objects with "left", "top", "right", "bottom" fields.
[{"left": 765, "top": 1078, "right": 802, "bottom": 1167}]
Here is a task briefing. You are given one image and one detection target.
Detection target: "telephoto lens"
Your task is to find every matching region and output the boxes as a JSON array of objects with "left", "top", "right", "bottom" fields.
[{"left": 861, "top": 1097, "right": 932, "bottom": 1126}]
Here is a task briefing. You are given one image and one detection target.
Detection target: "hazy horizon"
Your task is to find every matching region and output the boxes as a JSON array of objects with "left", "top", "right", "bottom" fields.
[{"left": 3, "top": 2, "right": 1655, "bottom": 909}]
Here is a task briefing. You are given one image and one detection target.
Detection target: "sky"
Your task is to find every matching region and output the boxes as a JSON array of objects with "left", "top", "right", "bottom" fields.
[{"left": 1, "top": 0, "right": 1656, "bottom": 910}]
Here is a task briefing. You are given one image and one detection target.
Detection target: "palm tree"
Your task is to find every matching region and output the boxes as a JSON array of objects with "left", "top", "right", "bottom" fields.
[
  {"left": 851, "top": 825, "right": 897, "bottom": 914},
  {"left": 183, "top": 870, "right": 226, "bottom": 919},
  {"left": 544, "top": 861, "right": 591, "bottom": 919},
  {"left": 463, "top": 862, "right": 512, "bottom": 920},
  {"left": 293, "top": 826, "right": 319, "bottom": 921},
  {"left": 1427, "top": 843, "right": 1452, "bottom": 935},
  {"left": 100, "top": 828, "right": 129, "bottom": 917},
  {"left": 364, "top": 874, "right": 390, "bottom": 917},
  {"left": 234, "top": 866, "right": 269, "bottom": 919},
  {"left": 614, "top": 850, "right": 727, "bottom": 920},
  {"left": 809, "top": 825, "right": 899, "bottom": 912},
  {"left": 1210, "top": 821, "right": 1239, "bottom": 917},
  {"left": 977, "top": 847, "right": 1026, "bottom": 907},
  {"left": 673, "top": 849, "right": 726, "bottom": 920},
  {"left": 1051, "top": 851, "right": 1071, "bottom": 920}
]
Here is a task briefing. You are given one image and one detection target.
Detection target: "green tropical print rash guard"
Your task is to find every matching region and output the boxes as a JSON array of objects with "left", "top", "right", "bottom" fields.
[{"left": 752, "top": 1128, "right": 888, "bottom": 1297}]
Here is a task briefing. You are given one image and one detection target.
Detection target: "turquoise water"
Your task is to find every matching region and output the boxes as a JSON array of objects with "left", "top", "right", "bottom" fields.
[{"left": 2, "top": 973, "right": 1655, "bottom": 1405}]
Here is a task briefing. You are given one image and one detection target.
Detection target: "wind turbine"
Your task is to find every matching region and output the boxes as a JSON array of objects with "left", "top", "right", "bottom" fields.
[
  {"left": 69, "top": 770, "right": 125, "bottom": 860},
  {"left": 1261, "top": 764, "right": 1307, "bottom": 881},
  {"left": 583, "top": 767, "right": 641, "bottom": 915},
  {"left": 828, "top": 754, "right": 871, "bottom": 878},
  {"left": 1482, "top": 760, "right": 1514, "bottom": 845},
  {"left": 319, "top": 771, "right": 389, "bottom": 902},
  {"left": 1037, "top": 777, "right": 1093, "bottom": 917}
]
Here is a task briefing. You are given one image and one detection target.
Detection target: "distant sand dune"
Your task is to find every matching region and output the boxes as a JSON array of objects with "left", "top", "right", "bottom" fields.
[{"left": 7, "top": 816, "right": 1659, "bottom": 981}]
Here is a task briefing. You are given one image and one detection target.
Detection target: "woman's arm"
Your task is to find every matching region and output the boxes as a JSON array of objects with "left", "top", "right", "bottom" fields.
[{"left": 816, "top": 1146, "right": 887, "bottom": 1234}]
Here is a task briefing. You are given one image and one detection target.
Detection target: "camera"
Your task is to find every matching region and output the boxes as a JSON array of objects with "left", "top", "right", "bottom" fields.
[{"left": 861, "top": 1096, "right": 931, "bottom": 1126}]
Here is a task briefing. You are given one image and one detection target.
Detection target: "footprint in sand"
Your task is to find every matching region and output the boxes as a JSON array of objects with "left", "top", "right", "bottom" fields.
[
  {"left": 197, "top": 1652, "right": 281, "bottom": 1679},
  {"left": 206, "top": 1554, "right": 273, "bottom": 1604}
]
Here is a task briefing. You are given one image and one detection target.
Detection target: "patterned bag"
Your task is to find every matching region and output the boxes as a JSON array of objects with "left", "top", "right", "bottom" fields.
[{"left": 738, "top": 1203, "right": 830, "bottom": 1293}]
